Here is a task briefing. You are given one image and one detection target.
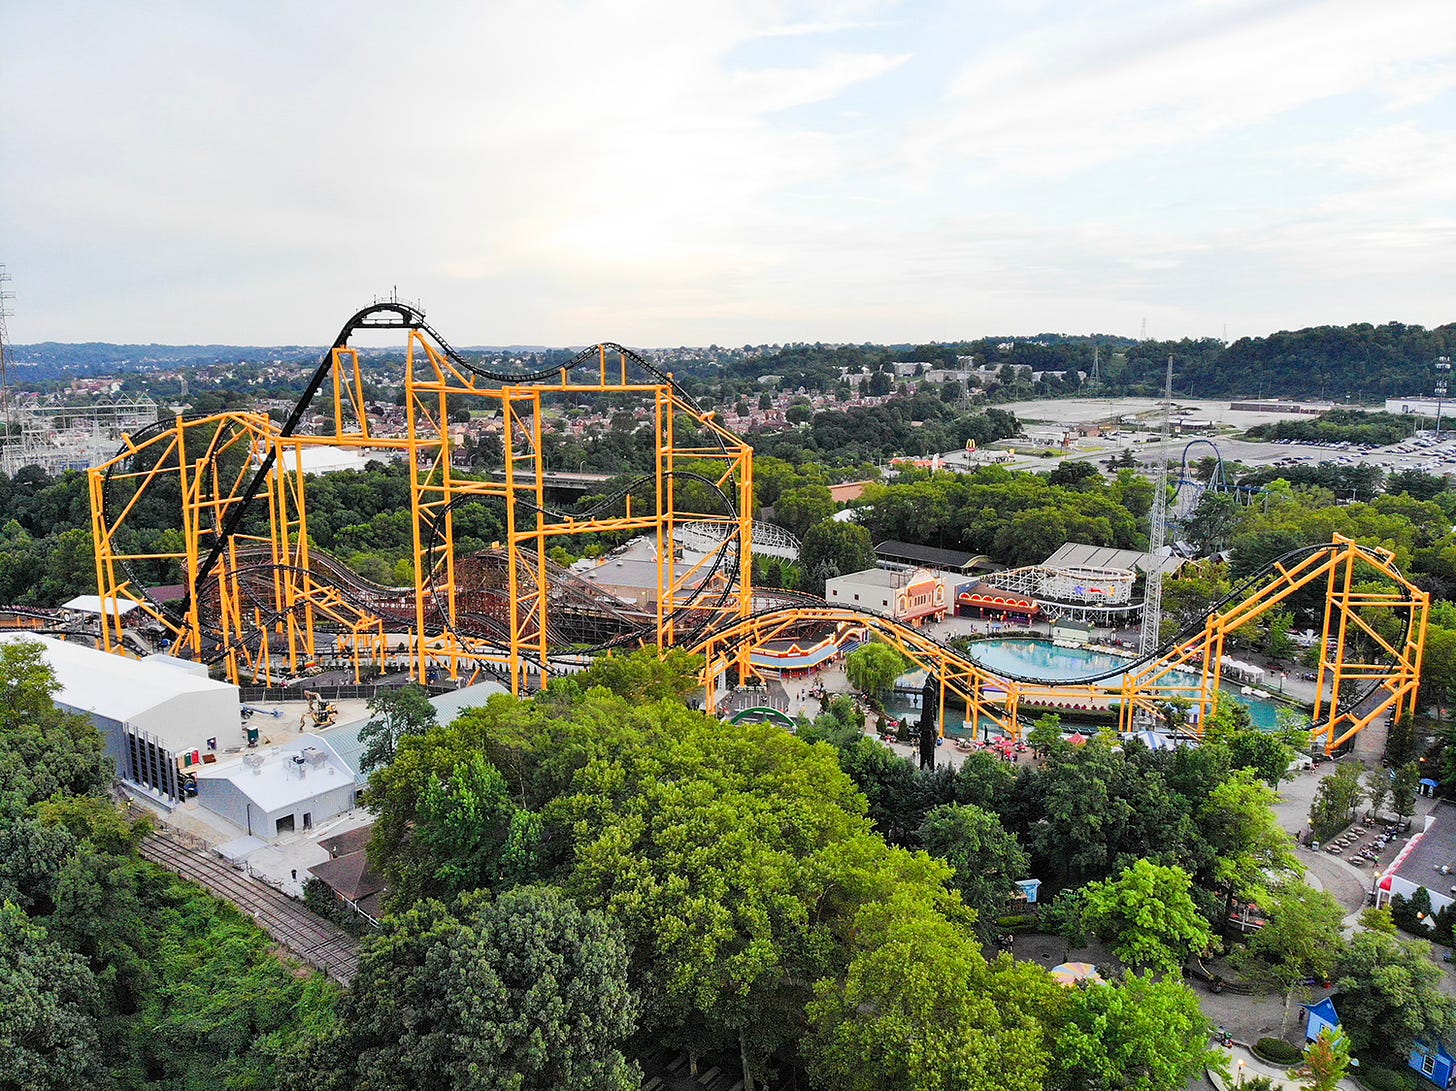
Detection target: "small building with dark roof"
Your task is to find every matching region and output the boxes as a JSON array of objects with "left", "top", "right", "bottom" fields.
[
  {"left": 874, "top": 540, "right": 991, "bottom": 575},
  {"left": 309, "top": 848, "right": 386, "bottom": 924}
]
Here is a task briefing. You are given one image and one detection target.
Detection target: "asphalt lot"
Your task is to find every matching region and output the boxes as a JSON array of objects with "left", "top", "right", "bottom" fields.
[{"left": 940, "top": 395, "right": 1454, "bottom": 478}]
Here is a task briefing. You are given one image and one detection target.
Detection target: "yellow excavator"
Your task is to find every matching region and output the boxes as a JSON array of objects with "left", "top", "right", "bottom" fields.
[{"left": 304, "top": 691, "right": 337, "bottom": 728}]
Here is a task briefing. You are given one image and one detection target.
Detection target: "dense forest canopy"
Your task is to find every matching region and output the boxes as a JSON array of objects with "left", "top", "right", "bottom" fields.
[{"left": 13, "top": 318, "right": 1453, "bottom": 403}]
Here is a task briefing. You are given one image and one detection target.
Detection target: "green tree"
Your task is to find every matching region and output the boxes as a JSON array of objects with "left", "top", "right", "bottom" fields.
[
  {"left": 1384, "top": 713, "right": 1424, "bottom": 768},
  {"left": 845, "top": 642, "right": 910, "bottom": 700},
  {"left": 799, "top": 519, "right": 875, "bottom": 594},
  {"left": 551, "top": 695, "right": 929, "bottom": 1087},
  {"left": 774, "top": 484, "right": 835, "bottom": 538},
  {"left": 1049, "top": 460, "right": 1098, "bottom": 488},
  {"left": 575, "top": 645, "right": 703, "bottom": 703},
  {"left": 332, "top": 887, "right": 638, "bottom": 1091},
  {"left": 1186, "top": 491, "right": 1242, "bottom": 555},
  {"left": 917, "top": 804, "right": 1029, "bottom": 943},
  {"left": 806, "top": 891, "right": 1058, "bottom": 1091},
  {"left": 1027, "top": 712, "right": 1064, "bottom": 755},
  {"left": 1391, "top": 761, "right": 1421, "bottom": 823},
  {"left": 1200, "top": 769, "right": 1301, "bottom": 927},
  {"left": 1308, "top": 762, "right": 1362, "bottom": 841},
  {"left": 1054, "top": 971, "right": 1218, "bottom": 1091},
  {"left": 1224, "top": 728, "right": 1299, "bottom": 787},
  {"left": 1363, "top": 766, "right": 1392, "bottom": 820},
  {"left": 357, "top": 683, "right": 438, "bottom": 773},
  {"left": 1334, "top": 929, "right": 1456, "bottom": 1062},
  {"left": 786, "top": 401, "right": 814, "bottom": 425},
  {"left": 0, "top": 639, "right": 112, "bottom": 806},
  {"left": 1295, "top": 1026, "right": 1351, "bottom": 1091},
  {"left": 1239, "top": 881, "right": 1347, "bottom": 1037},
  {"left": 0, "top": 903, "right": 103, "bottom": 1091},
  {"left": 1081, "top": 860, "right": 1213, "bottom": 975}
]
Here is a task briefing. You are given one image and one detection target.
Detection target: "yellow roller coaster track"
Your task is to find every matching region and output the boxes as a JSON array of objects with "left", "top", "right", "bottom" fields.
[
  {"left": 84, "top": 304, "right": 1426, "bottom": 753},
  {"left": 695, "top": 535, "right": 1427, "bottom": 753}
]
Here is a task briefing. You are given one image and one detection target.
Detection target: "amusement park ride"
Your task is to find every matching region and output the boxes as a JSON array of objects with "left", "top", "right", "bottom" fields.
[{"left": 86, "top": 303, "right": 1428, "bottom": 754}]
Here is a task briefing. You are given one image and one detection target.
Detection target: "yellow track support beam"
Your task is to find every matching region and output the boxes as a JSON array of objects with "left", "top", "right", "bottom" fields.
[{"left": 694, "top": 536, "right": 1427, "bottom": 753}]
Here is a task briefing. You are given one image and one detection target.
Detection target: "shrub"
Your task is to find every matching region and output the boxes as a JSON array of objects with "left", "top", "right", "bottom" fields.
[
  {"left": 1358, "top": 1062, "right": 1417, "bottom": 1091},
  {"left": 1253, "top": 1038, "right": 1303, "bottom": 1064},
  {"left": 996, "top": 914, "right": 1036, "bottom": 931}
]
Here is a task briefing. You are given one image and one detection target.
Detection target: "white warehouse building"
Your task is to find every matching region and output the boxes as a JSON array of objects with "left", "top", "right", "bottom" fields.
[
  {"left": 193, "top": 739, "right": 359, "bottom": 838},
  {"left": 0, "top": 634, "right": 241, "bottom": 804}
]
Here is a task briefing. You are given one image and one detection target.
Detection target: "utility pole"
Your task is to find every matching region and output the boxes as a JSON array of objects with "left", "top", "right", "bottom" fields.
[
  {"left": 1436, "top": 357, "right": 1451, "bottom": 436},
  {"left": 0, "top": 266, "right": 13, "bottom": 472},
  {"left": 1140, "top": 354, "right": 1173, "bottom": 658}
]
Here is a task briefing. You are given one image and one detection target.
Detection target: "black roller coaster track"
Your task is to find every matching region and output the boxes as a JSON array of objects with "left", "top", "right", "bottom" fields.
[
  {"left": 101, "top": 301, "right": 748, "bottom": 663},
  {"left": 418, "top": 468, "right": 743, "bottom": 659},
  {"left": 713, "top": 541, "right": 1414, "bottom": 725}
]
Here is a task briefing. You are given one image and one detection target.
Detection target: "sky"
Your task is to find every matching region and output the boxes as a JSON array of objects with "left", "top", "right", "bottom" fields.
[{"left": 2, "top": 0, "right": 1454, "bottom": 348}]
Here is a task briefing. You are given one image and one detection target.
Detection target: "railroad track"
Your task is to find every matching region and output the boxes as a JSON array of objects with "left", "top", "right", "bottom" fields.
[{"left": 139, "top": 834, "right": 359, "bottom": 984}]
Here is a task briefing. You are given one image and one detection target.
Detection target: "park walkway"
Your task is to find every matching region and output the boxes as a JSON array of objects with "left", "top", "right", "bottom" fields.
[
  {"left": 140, "top": 831, "right": 359, "bottom": 984},
  {"left": 1208, "top": 1042, "right": 1360, "bottom": 1091}
]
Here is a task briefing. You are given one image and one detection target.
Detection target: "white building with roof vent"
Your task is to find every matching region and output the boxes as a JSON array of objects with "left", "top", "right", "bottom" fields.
[
  {"left": 0, "top": 633, "right": 240, "bottom": 804},
  {"left": 193, "top": 740, "right": 358, "bottom": 838}
]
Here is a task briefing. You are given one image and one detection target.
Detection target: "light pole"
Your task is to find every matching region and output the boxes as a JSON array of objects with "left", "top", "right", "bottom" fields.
[
  {"left": 1237, "top": 1059, "right": 1246, "bottom": 1087},
  {"left": 1437, "top": 357, "right": 1451, "bottom": 436}
]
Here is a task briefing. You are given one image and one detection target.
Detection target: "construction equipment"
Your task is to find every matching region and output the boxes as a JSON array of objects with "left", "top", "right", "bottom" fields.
[{"left": 304, "top": 690, "right": 337, "bottom": 728}]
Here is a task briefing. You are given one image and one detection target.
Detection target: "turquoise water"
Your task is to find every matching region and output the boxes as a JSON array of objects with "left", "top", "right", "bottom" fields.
[
  {"left": 956, "top": 638, "right": 1283, "bottom": 730},
  {"left": 963, "top": 639, "right": 1131, "bottom": 681}
]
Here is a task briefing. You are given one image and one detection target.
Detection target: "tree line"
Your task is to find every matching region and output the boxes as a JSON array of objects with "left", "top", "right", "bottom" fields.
[{"left": 0, "top": 639, "right": 336, "bottom": 1089}]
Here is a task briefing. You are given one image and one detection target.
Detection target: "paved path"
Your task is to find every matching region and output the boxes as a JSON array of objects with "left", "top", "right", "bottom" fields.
[
  {"left": 140, "top": 833, "right": 359, "bottom": 984},
  {"left": 1207, "top": 1042, "right": 1359, "bottom": 1091}
]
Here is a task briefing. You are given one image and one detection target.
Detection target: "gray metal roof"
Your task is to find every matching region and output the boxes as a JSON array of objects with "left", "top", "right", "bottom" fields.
[
  {"left": 428, "top": 681, "right": 509, "bottom": 724},
  {"left": 1041, "top": 542, "right": 1184, "bottom": 576},
  {"left": 874, "top": 540, "right": 986, "bottom": 571},
  {"left": 1392, "top": 803, "right": 1456, "bottom": 885}
]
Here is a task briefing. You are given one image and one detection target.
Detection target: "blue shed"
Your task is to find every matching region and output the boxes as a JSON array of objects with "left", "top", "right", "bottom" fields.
[
  {"left": 1302, "top": 998, "right": 1341, "bottom": 1042},
  {"left": 1411, "top": 1042, "right": 1455, "bottom": 1088}
]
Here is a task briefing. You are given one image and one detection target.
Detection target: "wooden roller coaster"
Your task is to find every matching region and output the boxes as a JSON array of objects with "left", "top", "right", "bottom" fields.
[{"left": 86, "top": 304, "right": 1426, "bottom": 752}]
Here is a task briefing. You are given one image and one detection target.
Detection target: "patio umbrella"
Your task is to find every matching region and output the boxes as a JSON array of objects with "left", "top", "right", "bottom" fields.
[
  {"left": 1049, "top": 962, "right": 1103, "bottom": 987},
  {"left": 1067, "top": 732, "right": 1089, "bottom": 746}
]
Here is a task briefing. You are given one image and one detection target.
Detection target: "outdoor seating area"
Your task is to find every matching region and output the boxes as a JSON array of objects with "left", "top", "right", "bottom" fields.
[
  {"left": 953, "top": 736, "right": 1028, "bottom": 762},
  {"left": 1324, "top": 824, "right": 1402, "bottom": 864}
]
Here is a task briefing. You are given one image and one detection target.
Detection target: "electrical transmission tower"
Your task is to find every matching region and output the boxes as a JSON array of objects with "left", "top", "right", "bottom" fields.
[
  {"left": 1139, "top": 354, "right": 1173, "bottom": 658},
  {"left": 0, "top": 266, "right": 13, "bottom": 457}
]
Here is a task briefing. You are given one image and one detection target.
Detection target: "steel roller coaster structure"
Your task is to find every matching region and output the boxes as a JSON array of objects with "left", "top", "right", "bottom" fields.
[{"left": 87, "top": 304, "right": 1427, "bottom": 753}]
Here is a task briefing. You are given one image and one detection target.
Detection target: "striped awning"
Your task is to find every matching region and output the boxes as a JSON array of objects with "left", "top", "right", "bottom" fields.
[{"left": 958, "top": 587, "right": 1039, "bottom": 614}]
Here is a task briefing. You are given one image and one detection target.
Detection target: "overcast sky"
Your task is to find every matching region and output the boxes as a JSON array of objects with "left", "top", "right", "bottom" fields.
[{"left": 3, "top": 0, "right": 1453, "bottom": 347}]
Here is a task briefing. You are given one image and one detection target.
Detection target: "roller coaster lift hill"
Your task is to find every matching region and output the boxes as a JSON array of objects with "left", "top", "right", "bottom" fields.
[{"left": 88, "top": 303, "right": 1427, "bottom": 754}]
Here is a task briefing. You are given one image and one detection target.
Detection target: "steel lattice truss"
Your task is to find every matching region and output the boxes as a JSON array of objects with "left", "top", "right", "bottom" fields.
[
  {"left": 84, "top": 303, "right": 1428, "bottom": 752},
  {"left": 693, "top": 536, "right": 1427, "bottom": 753},
  {"left": 675, "top": 519, "right": 801, "bottom": 561},
  {"left": 89, "top": 303, "right": 754, "bottom": 691}
]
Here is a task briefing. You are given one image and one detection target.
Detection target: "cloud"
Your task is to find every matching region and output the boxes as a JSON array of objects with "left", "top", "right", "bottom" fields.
[
  {"left": 0, "top": 0, "right": 1451, "bottom": 345},
  {"left": 911, "top": 0, "right": 1456, "bottom": 177}
]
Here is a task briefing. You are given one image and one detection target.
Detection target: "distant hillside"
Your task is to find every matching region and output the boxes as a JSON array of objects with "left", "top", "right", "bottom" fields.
[
  {"left": 1129, "top": 321, "right": 1456, "bottom": 400},
  {"left": 11, "top": 320, "right": 1453, "bottom": 399},
  {"left": 720, "top": 321, "right": 1455, "bottom": 401}
]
